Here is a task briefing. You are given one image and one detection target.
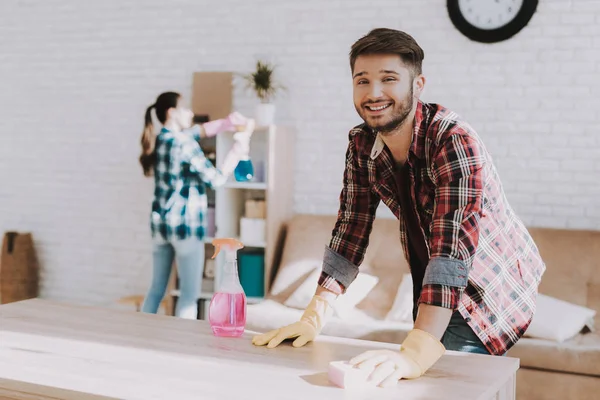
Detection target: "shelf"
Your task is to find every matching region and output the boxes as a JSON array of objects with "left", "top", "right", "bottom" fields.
[
  {"left": 241, "top": 241, "right": 266, "bottom": 248},
  {"left": 223, "top": 181, "right": 267, "bottom": 190},
  {"left": 255, "top": 125, "right": 274, "bottom": 132}
]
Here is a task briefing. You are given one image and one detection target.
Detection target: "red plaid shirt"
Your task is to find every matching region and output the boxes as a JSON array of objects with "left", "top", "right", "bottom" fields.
[{"left": 319, "top": 101, "right": 546, "bottom": 356}]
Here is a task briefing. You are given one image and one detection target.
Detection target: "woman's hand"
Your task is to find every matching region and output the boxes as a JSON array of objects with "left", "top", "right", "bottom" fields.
[
  {"left": 201, "top": 112, "right": 250, "bottom": 138},
  {"left": 229, "top": 112, "right": 251, "bottom": 132}
]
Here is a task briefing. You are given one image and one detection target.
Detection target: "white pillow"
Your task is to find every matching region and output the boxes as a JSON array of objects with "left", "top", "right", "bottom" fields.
[
  {"left": 282, "top": 268, "right": 320, "bottom": 310},
  {"left": 269, "top": 259, "right": 321, "bottom": 297},
  {"left": 524, "top": 293, "right": 596, "bottom": 342},
  {"left": 283, "top": 268, "right": 379, "bottom": 319},
  {"left": 335, "top": 272, "right": 379, "bottom": 319},
  {"left": 385, "top": 273, "right": 414, "bottom": 323}
]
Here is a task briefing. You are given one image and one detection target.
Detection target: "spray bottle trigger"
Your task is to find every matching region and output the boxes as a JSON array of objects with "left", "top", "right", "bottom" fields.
[
  {"left": 211, "top": 238, "right": 244, "bottom": 261},
  {"left": 211, "top": 244, "right": 221, "bottom": 260}
]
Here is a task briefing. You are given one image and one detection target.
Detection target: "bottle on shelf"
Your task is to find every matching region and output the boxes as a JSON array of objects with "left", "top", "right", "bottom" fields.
[{"left": 234, "top": 156, "right": 254, "bottom": 182}]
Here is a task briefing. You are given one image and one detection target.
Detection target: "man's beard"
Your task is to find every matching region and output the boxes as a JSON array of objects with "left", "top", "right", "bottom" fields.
[{"left": 359, "top": 86, "right": 414, "bottom": 135}]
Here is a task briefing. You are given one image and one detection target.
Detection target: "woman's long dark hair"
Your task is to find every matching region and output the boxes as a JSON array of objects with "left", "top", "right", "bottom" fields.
[{"left": 140, "top": 91, "right": 181, "bottom": 176}]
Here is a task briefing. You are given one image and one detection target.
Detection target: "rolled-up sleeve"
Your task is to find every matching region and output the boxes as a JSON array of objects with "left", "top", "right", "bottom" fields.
[
  {"left": 320, "top": 246, "right": 359, "bottom": 291},
  {"left": 419, "top": 132, "right": 484, "bottom": 310}
]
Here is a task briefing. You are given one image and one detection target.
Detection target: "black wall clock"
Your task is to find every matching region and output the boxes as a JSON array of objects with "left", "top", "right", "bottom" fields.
[{"left": 447, "top": 0, "right": 538, "bottom": 43}]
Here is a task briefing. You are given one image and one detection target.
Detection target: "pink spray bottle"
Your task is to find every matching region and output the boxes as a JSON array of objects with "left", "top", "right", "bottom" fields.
[{"left": 208, "top": 238, "right": 247, "bottom": 337}]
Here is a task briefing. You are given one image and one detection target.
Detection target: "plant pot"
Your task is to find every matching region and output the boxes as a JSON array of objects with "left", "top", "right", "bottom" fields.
[{"left": 255, "top": 103, "right": 276, "bottom": 126}]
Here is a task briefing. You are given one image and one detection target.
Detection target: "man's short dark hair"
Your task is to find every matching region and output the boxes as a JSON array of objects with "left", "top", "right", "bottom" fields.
[{"left": 349, "top": 28, "right": 425, "bottom": 76}]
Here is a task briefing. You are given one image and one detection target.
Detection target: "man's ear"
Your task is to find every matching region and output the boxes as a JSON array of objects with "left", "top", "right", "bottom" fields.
[{"left": 413, "top": 74, "right": 426, "bottom": 98}]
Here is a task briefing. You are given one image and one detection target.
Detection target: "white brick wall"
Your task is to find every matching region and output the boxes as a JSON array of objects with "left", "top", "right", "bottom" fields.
[{"left": 0, "top": 0, "right": 598, "bottom": 306}]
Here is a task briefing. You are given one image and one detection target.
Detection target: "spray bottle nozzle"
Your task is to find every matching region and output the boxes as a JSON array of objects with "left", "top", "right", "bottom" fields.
[{"left": 211, "top": 238, "right": 244, "bottom": 260}]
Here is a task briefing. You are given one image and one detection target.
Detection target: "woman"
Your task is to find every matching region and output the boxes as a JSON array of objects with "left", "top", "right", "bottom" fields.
[{"left": 139, "top": 91, "right": 254, "bottom": 319}]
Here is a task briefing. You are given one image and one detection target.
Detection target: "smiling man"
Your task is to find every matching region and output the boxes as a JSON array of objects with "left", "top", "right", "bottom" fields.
[{"left": 253, "top": 28, "right": 546, "bottom": 387}]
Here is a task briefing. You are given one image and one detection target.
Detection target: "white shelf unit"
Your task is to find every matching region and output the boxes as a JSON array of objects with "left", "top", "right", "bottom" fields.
[
  {"left": 168, "top": 124, "right": 295, "bottom": 318},
  {"left": 223, "top": 182, "right": 268, "bottom": 190},
  {"left": 212, "top": 124, "right": 295, "bottom": 297}
]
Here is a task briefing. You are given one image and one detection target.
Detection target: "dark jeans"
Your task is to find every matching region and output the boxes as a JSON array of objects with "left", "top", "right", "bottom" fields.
[{"left": 441, "top": 311, "right": 490, "bottom": 355}]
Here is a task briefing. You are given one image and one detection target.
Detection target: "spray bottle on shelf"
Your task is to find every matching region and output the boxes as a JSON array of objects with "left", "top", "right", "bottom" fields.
[
  {"left": 209, "top": 238, "right": 247, "bottom": 337},
  {"left": 234, "top": 155, "right": 254, "bottom": 182},
  {"left": 233, "top": 128, "right": 254, "bottom": 182}
]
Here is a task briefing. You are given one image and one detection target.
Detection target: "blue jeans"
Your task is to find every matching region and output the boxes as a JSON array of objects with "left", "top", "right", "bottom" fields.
[
  {"left": 441, "top": 311, "right": 490, "bottom": 355},
  {"left": 141, "top": 237, "right": 205, "bottom": 319}
]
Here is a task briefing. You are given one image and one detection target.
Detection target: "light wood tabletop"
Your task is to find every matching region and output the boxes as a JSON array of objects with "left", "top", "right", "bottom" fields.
[{"left": 0, "top": 299, "right": 519, "bottom": 400}]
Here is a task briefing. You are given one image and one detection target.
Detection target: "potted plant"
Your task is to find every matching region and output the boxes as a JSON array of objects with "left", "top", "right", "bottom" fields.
[{"left": 242, "top": 60, "right": 284, "bottom": 126}]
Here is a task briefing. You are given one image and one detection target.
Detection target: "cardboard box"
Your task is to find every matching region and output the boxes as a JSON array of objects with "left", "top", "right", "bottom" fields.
[
  {"left": 245, "top": 199, "right": 266, "bottom": 219},
  {"left": 0, "top": 232, "right": 39, "bottom": 304},
  {"left": 191, "top": 72, "right": 233, "bottom": 121},
  {"left": 240, "top": 218, "right": 266, "bottom": 246}
]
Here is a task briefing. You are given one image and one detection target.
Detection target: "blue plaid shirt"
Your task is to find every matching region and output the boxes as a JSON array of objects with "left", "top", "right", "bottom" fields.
[{"left": 150, "top": 126, "right": 226, "bottom": 241}]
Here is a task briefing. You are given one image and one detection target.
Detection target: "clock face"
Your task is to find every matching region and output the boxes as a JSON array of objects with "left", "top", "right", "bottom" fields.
[
  {"left": 447, "top": 0, "right": 538, "bottom": 43},
  {"left": 458, "top": 0, "right": 524, "bottom": 30}
]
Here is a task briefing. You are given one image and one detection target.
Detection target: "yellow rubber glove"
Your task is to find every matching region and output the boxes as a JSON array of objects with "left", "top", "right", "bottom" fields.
[
  {"left": 349, "top": 329, "right": 446, "bottom": 387},
  {"left": 252, "top": 295, "right": 333, "bottom": 348}
]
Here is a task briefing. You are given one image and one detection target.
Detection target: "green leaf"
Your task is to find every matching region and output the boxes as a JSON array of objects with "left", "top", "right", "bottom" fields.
[{"left": 242, "top": 60, "right": 285, "bottom": 103}]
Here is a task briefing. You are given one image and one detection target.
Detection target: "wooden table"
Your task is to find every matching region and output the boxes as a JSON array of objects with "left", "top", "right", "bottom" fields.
[{"left": 0, "top": 299, "right": 518, "bottom": 400}]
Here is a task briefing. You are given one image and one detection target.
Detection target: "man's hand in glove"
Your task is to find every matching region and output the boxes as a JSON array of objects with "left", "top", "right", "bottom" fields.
[
  {"left": 252, "top": 294, "right": 333, "bottom": 348},
  {"left": 349, "top": 328, "right": 446, "bottom": 388}
]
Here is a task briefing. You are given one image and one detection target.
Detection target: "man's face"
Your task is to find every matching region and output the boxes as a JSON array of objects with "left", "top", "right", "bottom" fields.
[{"left": 352, "top": 54, "right": 418, "bottom": 135}]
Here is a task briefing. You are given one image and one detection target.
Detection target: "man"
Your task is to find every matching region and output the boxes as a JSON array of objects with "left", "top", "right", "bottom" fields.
[{"left": 252, "top": 28, "right": 546, "bottom": 388}]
